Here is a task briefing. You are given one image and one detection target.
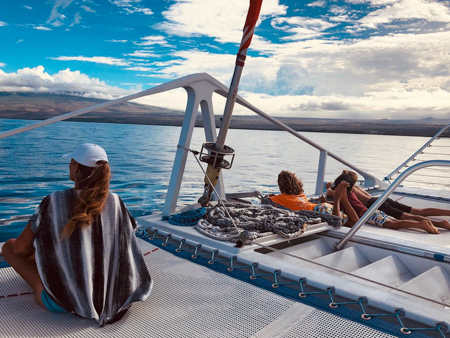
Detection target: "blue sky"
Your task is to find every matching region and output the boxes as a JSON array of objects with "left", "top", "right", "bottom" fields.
[{"left": 1, "top": 0, "right": 450, "bottom": 119}]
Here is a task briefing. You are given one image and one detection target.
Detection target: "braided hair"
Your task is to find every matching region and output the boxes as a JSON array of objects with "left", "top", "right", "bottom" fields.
[{"left": 61, "top": 160, "right": 111, "bottom": 239}]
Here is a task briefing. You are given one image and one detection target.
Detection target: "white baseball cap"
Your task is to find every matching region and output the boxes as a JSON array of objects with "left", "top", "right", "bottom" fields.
[{"left": 62, "top": 143, "right": 108, "bottom": 168}]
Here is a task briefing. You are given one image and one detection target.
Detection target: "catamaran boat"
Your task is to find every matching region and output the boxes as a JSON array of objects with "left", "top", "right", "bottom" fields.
[{"left": 1, "top": 1, "right": 450, "bottom": 337}]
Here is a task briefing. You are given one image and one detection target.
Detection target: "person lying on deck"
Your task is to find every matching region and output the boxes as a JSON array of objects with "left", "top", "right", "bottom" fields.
[
  {"left": 2, "top": 143, "right": 152, "bottom": 326},
  {"left": 327, "top": 170, "right": 450, "bottom": 231},
  {"left": 327, "top": 171, "right": 441, "bottom": 234},
  {"left": 268, "top": 170, "right": 359, "bottom": 227}
]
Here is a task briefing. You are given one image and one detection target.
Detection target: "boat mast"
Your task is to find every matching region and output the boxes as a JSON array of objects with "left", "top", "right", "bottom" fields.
[{"left": 198, "top": 0, "right": 263, "bottom": 206}]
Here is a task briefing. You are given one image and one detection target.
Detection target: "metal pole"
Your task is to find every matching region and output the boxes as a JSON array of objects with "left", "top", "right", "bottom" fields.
[{"left": 215, "top": 0, "right": 263, "bottom": 150}]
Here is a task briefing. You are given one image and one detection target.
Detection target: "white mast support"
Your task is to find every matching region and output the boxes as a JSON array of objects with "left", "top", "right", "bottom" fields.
[
  {"left": 163, "top": 79, "right": 226, "bottom": 216},
  {"left": 316, "top": 150, "right": 328, "bottom": 195},
  {"left": 200, "top": 99, "right": 226, "bottom": 201}
]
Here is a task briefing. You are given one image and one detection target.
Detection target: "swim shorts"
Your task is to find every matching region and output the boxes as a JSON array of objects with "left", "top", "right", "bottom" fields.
[
  {"left": 314, "top": 203, "right": 348, "bottom": 225},
  {"left": 366, "top": 210, "right": 395, "bottom": 227},
  {"left": 366, "top": 197, "right": 412, "bottom": 219},
  {"left": 41, "top": 290, "right": 66, "bottom": 313}
]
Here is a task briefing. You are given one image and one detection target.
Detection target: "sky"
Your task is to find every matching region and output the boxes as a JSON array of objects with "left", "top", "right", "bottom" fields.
[{"left": 1, "top": 0, "right": 450, "bottom": 119}]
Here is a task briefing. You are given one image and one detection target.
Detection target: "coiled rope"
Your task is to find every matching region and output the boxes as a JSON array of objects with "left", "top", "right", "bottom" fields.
[{"left": 161, "top": 207, "right": 207, "bottom": 226}]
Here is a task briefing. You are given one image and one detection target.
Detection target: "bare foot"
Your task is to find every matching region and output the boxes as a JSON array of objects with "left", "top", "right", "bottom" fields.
[
  {"left": 419, "top": 220, "right": 439, "bottom": 234},
  {"left": 334, "top": 181, "right": 348, "bottom": 199},
  {"left": 433, "top": 219, "right": 450, "bottom": 230}
]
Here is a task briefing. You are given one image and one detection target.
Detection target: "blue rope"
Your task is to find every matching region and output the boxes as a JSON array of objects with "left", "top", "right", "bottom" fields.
[{"left": 161, "top": 207, "right": 207, "bottom": 226}]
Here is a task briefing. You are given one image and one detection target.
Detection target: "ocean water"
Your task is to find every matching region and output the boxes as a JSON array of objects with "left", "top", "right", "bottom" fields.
[{"left": 1, "top": 118, "right": 449, "bottom": 242}]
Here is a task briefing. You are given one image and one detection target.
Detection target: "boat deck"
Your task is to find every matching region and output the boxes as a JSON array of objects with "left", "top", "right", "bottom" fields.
[
  {"left": 0, "top": 238, "right": 407, "bottom": 337},
  {"left": 0, "top": 190, "right": 449, "bottom": 336},
  {"left": 132, "top": 189, "right": 450, "bottom": 334}
]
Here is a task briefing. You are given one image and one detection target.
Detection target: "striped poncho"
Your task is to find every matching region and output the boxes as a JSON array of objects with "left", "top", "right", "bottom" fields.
[{"left": 30, "top": 189, "right": 152, "bottom": 326}]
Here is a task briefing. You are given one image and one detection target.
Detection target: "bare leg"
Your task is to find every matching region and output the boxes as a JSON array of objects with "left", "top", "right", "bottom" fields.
[
  {"left": 410, "top": 207, "right": 450, "bottom": 217},
  {"left": 2, "top": 239, "right": 45, "bottom": 308},
  {"left": 353, "top": 186, "right": 373, "bottom": 199},
  {"left": 400, "top": 212, "right": 450, "bottom": 230},
  {"left": 383, "top": 219, "right": 439, "bottom": 234},
  {"left": 334, "top": 182, "right": 359, "bottom": 227}
]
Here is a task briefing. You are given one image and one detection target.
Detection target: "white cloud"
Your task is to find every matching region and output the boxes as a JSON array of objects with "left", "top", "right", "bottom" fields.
[
  {"left": 0, "top": 21, "right": 7, "bottom": 27},
  {"left": 34, "top": 26, "right": 53, "bottom": 31},
  {"left": 345, "top": 0, "right": 400, "bottom": 4},
  {"left": 132, "top": 7, "right": 152, "bottom": 15},
  {"left": 156, "top": 0, "right": 287, "bottom": 45},
  {"left": 271, "top": 17, "right": 336, "bottom": 40},
  {"left": 156, "top": 51, "right": 236, "bottom": 84},
  {"left": 47, "top": 0, "right": 73, "bottom": 27},
  {"left": 238, "top": 87, "right": 450, "bottom": 119},
  {"left": 132, "top": 88, "right": 188, "bottom": 112},
  {"left": 134, "top": 35, "right": 170, "bottom": 47},
  {"left": 143, "top": 26, "right": 450, "bottom": 118},
  {"left": 109, "top": 0, "right": 153, "bottom": 15},
  {"left": 0, "top": 66, "right": 131, "bottom": 99},
  {"left": 81, "top": 5, "right": 95, "bottom": 13},
  {"left": 124, "top": 66, "right": 154, "bottom": 72},
  {"left": 23, "top": 5, "right": 33, "bottom": 10},
  {"left": 50, "top": 56, "right": 130, "bottom": 66},
  {"left": 70, "top": 12, "right": 82, "bottom": 27},
  {"left": 107, "top": 39, "right": 128, "bottom": 43},
  {"left": 125, "top": 50, "right": 158, "bottom": 58},
  {"left": 308, "top": 1, "right": 327, "bottom": 7},
  {"left": 0, "top": 62, "right": 5, "bottom": 67},
  {"left": 358, "top": 0, "right": 450, "bottom": 28}
]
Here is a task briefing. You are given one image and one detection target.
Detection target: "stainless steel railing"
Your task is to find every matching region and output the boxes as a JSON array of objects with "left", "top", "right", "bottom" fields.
[
  {"left": 384, "top": 124, "right": 450, "bottom": 183},
  {"left": 334, "top": 160, "right": 450, "bottom": 251}
]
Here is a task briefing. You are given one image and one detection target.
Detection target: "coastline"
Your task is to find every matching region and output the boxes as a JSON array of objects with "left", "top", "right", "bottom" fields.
[
  {"left": 0, "top": 92, "right": 449, "bottom": 137},
  {"left": 2, "top": 114, "right": 449, "bottom": 138}
]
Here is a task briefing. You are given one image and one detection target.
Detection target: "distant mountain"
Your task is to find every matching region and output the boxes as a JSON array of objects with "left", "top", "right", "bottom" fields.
[
  {"left": 0, "top": 92, "right": 181, "bottom": 118},
  {"left": 0, "top": 92, "right": 449, "bottom": 137}
]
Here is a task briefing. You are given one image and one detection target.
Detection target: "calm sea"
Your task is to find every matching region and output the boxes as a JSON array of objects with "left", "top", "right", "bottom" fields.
[{"left": 1, "top": 118, "right": 448, "bottom": 242}]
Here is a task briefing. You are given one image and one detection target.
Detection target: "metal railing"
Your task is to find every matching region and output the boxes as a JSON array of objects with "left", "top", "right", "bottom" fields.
[
  {"left": 384, "top": 124, "right": 450, "bottom": 183},
  {"left": 334, "top": 160, "right": 450, "bottom": 251}
]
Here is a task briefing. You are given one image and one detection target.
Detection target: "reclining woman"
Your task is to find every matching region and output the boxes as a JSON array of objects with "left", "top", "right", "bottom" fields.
[
  {"left": 341, "top": 170, "right": 450, "bottom": 231},
  {"left": 268, "top": 170, "right": 359, "bottom": 227},
  {"left": 2, "top": 144, "right": 152, "bottom": 326},
  {"left": 328, "top": 171, "right": 440, "bottom": 234}
]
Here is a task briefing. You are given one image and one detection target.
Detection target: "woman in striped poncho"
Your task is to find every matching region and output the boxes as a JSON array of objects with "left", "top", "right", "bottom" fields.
[{"left": 2, "top": 144, "right": 152, "bottom": 326}]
